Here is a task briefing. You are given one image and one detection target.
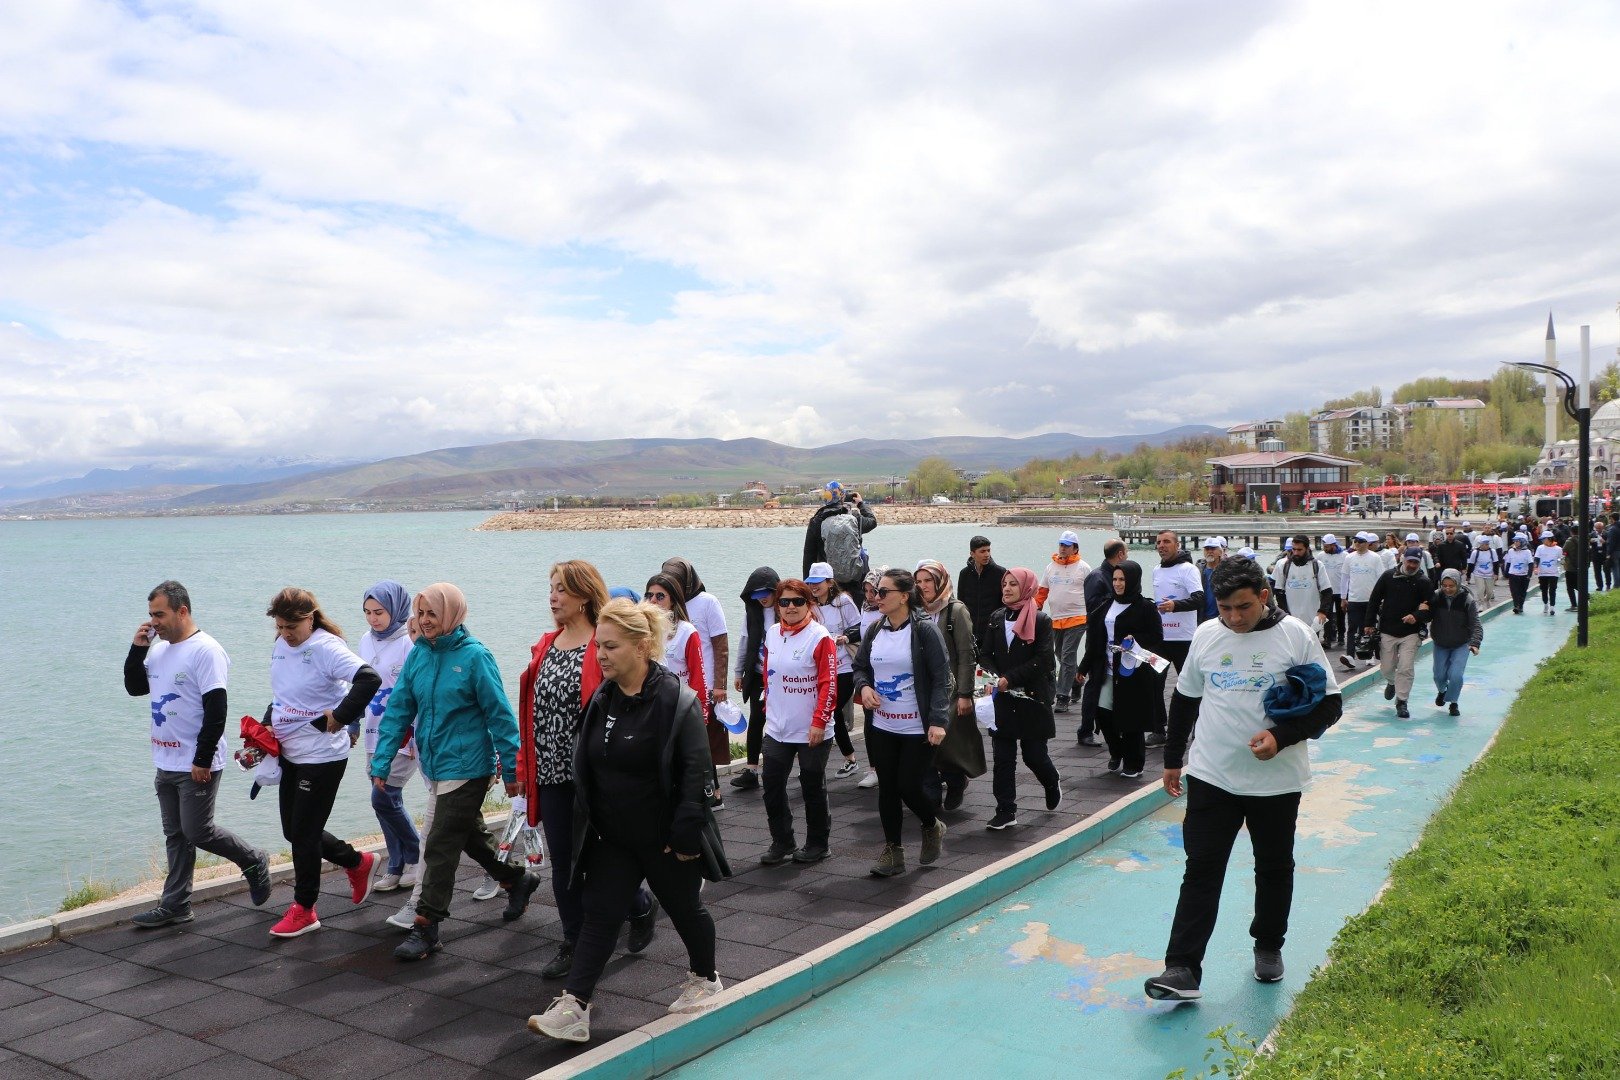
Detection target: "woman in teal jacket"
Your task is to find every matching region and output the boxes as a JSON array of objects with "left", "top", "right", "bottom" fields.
[{"left": 371, "top": 582, "right": 541, "bottom": 961}]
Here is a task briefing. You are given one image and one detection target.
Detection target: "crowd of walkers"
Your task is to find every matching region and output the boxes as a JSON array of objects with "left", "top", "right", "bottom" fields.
[{"left": 122, "top": 485, "right": 1545, "bottom": 1043}]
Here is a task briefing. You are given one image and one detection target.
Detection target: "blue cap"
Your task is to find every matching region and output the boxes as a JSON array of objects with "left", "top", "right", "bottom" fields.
[{"left": 608, "top": 586, "right": 641, "bottom": 603}]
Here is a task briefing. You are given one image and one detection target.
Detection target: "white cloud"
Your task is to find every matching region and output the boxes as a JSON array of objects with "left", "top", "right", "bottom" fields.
[{"left": 1, "top": 0, "right": 1618, "bottom": 480}]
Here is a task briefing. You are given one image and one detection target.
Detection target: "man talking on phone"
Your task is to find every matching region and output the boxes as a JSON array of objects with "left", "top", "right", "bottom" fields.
[
  {"left": 1144, "top": 557, "right": 1342, "bottom": 1001},
  {"left": 124, "top": 580, "right": 272, "bottom": 927}
]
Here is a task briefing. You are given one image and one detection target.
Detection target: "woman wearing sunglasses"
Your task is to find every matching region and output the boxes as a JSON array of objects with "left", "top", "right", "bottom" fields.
[
  {"left": 853, "top": 568, "right": 951, "bottom": 877},
  {"left": 645, "top": 572, "right": 724, "bottom": 807},
  {"left": 757, "top": 579, "right": 840, "bottom": 864}
]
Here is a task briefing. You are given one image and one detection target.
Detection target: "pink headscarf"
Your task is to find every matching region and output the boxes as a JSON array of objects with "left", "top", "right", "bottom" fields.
[
  {"left": 414, "top": 582, "right": 468, "bottom": 638},
  {"left": 1003, "top": 567, "right": 1039, "bottom": 643}
]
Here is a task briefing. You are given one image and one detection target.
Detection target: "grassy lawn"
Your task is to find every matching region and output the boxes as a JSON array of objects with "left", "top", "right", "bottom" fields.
[{"left": 1247, "top": 593, "right": 1620, "bottom": 1079}]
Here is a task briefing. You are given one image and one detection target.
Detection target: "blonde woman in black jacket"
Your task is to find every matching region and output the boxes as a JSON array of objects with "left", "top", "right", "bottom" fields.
[{"left": 977, "top": 567, "right": 1061, "bottom": 830}]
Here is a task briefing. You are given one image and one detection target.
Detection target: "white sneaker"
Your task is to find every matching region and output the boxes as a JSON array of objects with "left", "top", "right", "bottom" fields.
[
  {"left": 857, "top": 769, "right": 879, "bottom": 789},
  {"left": 396, "top": 863, "right": 420, "bottom": 890},
  {"left": 385, "top": 900, "right": 417, "bottom": 931},
  {"left": 528, "top": 993, "right": 591, "bottom": 1042},
  {"left": 668, "top": 972, "right": 724, "bottom": 1013},
  {"left": 471, "top": 875, "right": 501, "bottom": 901},
  {"left": 373, "top": 871, "right": 403, "bottom": 893}
]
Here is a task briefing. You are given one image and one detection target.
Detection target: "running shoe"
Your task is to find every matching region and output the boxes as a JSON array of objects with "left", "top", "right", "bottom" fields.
[
  {"left": 528, "top": 993, "right": 591, "bottom": 1042},
  {"left": 131, "top": 905, "right": 193, "bottom": 929},
  {"left": 985, "top": 811, "right": 1018, "bottom": 831},
  {"left": 502, "top": 871, "right": 541, "bottom": 922},
  {"left": 1145, "top": 966, "right": 1202, "bottom": 1001},
  {"left": 347, "top": 851, "right": 380, "bottom": 904},
  {"left": 373, "top": 870, "right": 403, "bottom": 893},
  {"left": 1253, "top": 949, "right": 1284, "bottom": 983},
  {"left": 1120, "top": 769, "right": 1144, "bottom": 780},
  {"left": 385, "top": 900, "right": 417, "bottom": 931},
  {"left": 857, "top": 769, "right": 879, "bottom": 789},
  {"left": 243, "top": 855, "right": 273, "bottom": 907},
  {"left": 627, "top": 897, "right": 659, "bottom": 954},
  {"left": 832, "top": 759, "right": 860, "bottom": 780},
  {"left": 269, "top": 902, "right": 321, "bottom": 938},
  {"left": 669, "top": 972, "right": 725, "bottom": 1013},
  {"left": 540, "top": 940, "right": 575, "bottom": 980},
  {"left": 1044, "top": 778, "right": 1062, "bottom": 811},
  {"left": 396, "top": 864, "right": 419, "bottom": 889},
  {"left": 471, "top": 874, "right": 501, "bottom": 901},
  {"left": 1144, "top": 732, "right": 1166, "bottom": 747},
  {"left": 1106, "top": 757, "right": 1122, "bottom": 773},
  {"left": 729, "top": 768, "right": 759, "bottom": 790},
  {"left": 793, "top": 844, "right": 832, "bottom": 864}
]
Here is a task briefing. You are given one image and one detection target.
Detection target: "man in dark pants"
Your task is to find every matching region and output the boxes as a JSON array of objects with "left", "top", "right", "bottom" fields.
[
  {"left": 1076, "top": 539, "right": 1128, "bottom": 745},
  {"left": 956, "top": 535, "right": 1007, "bottom": 642},
  {"left": 1144, "top": 558, "right": 1343, "bottom": 1001}
]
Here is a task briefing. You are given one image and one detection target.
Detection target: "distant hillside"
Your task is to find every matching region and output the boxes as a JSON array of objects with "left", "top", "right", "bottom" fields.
[
  {"left": 0, "top": 460, "right": 342, "bottom": 507},
  {"left": 7, "top": 427, "right": 1223, "bottom": 513}
]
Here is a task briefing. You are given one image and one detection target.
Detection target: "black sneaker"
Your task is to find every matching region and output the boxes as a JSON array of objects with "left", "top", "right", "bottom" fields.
[
  {"left": 1106, "top": 757, "right": 1122, "bottom": 773},
  {"left": 1144, "top": 732, "right": 1166, "bottom": 747},
  {"left": 1384, "top": 683, "right": 1396, "bottom": 700},
  {"left": 1338, "top": 654, "right": 1357, "bottom": 671},
  {"left": 1253, "top": 948, "right": 1284, "bottom": 983},
  {"left": 759, "top": 842, "right": 795, "bottom": 866},
  {"left": 1449, "top": 702, "right": 1460, "bottom": 717},
  {"left": 393, "top": 920, "right": 441, "bottom": 962},
  {"left": 1435, "top": 692, "right": 1446, "bottom": 707},
  {"left": 540, "top": 940, "right": 575, "bottom": 980},
  {"left": 729, "top": 769, "right": 759, "bottom": 791},
  {"left": 131, "top": 905, "right": 193, "bottom": 929},
  {"left": 1078, "top": 734, "right": 1100, "bottom": 746},
  {"left": 1120, "top": 768, "right": 1144, "bottom": 780},
  {"left": 792, "top": 844, "right": 832, "bottom": 864},
  {"left": 941, "top": 783, "right": 965, "bottom": 812},
  {"left": 502, "top": 871, "right": 541, "bottom": 922},
  {"left": 244, "top": 854, "right": 272, "bottom": 907},
  {"left": 1395, "top": 700, "right": 1410, "bottom": 719},
  {"left": 1044, "top": 780, "right": 1062, "bottom": 811},
  {"left": 627, "top": 896, "right": 659, "bottom": 954},
  {"left": 1144, "top": 966, "right": 1202, "bottom": 1001},
  {"left": 986, "top": 811, "right": 1018, "bottom": 831},
  {"left": 710, "top": 794, "right": 726, "bottom": 812}
]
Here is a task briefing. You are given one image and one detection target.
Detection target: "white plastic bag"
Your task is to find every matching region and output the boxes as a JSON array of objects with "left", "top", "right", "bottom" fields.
[{"left": 974, "top": 694, "right": 998, "bottom": 732}]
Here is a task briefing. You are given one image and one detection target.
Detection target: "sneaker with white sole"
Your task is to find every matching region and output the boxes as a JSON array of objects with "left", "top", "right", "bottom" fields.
[
  {"left": 1254, "top": 948, "right": 1284, "bottom": 983},
  {"left": 471, "top": 874, "right": 501, "bottom": 901},
  {"left": 396, "top": 863, "right": 419, "bottom": 890},
  {"left": 269, "top": 902, "right": 321, "bottom": 938},
  {"left": 131, "top": 905, "right": 193, "bottom": 929},
  {"left": 668, "top": 971, "right": 724, "bottom": 1013},
  {"left": 857, "top": 769, "right": 878, "bottom": 789},
  {"left": 832, "top": 759, "right": 860, "bottom": 780},
  {"left": 1144, "top": 965, "right": 1202, "bottom": 1000},
  {"left": 346, "top": 851, "right": 380, "bottom": 904},
  {"left": 373, "top": 870, "right": 403, "bottom": 893},
  {"left": 528, "top": 993, "right": 591, "bottom": 1042},
  {"left": 385, "top": 900, "right": 418, "bottom": 931}
]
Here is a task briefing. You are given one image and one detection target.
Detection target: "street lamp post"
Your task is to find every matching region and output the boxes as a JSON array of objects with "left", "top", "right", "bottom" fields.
[{"left": 1506, "top": 327, "right": 1592, "bottom": 647}]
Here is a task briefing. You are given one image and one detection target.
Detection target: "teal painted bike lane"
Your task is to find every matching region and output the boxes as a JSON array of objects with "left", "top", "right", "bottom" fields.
[{"left": 670, "top": 609, "right": 1566, "bottom": 1079}]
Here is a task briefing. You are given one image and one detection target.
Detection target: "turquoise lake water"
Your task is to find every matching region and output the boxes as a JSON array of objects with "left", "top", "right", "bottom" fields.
[{"left": 0, "top": 511, "right": 1143, "bottom": 923}]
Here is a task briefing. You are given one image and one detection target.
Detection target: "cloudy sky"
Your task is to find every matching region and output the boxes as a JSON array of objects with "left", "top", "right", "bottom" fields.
[{"left": 3, "top": 1, "right": 1618, "bottom": 483}]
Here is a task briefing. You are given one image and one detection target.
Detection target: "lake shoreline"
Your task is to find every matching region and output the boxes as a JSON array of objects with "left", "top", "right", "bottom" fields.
[{"left": 477, "top": 504, "right": 1023, "bottom": 531}]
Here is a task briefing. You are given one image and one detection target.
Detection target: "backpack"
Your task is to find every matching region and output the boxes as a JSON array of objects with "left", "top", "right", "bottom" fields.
[{"left": 821, "top": 508, "right": 864, "bottom": 582}]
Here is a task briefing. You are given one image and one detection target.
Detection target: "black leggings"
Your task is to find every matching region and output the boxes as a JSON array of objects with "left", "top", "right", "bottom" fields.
[
  {"left": 278, "top": 757, "right": 362, "bottom": 908},
  {"left": 864, "top": 722, "right": 938, "bottom": 845},
  {"left": 744, "top": 693, "right": 766, "bottom": 765},
  {"left": 832, "top": 672, "right": 856, "bottom": 758},
  {"left": 566, "top": 839, "right": 715, "bottom": 1004},
  {"left": 1539, "top": 577, "right": 1559, "bottom": 606}
]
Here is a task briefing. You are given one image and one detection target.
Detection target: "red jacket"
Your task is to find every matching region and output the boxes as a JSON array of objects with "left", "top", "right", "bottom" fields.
[{"left": 516, "top": 630, "right": 602, "bottom": 827}]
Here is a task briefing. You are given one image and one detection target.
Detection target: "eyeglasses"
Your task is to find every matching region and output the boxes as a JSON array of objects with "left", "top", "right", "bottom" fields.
[
  {"left": 876, "top": 587, "right": 906, "bottom": 598},
  {"left": 776, "top": 596, "right": 809, "bottom": 608}
]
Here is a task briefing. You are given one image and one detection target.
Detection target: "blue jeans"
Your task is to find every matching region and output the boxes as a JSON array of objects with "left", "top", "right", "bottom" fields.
[
  {"left": 370, "top": 782, "right": 421, "bottom": 873},
  {"left": 1432, "top": 645, "right": 1470, "bottom": 705}
]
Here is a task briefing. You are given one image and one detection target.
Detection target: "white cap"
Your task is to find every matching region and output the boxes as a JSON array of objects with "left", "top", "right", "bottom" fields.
[
  {"left": 1405, "top": 532, "right": 1420, "bottom": 542},
  {"left": 1355, "top": 531, "right": 1374, "bottom": 543},
  {"left": 1458, "top": 520, "right": 1470, "bottom": 528},
  {"left": 1059, "top": 530, "right": 1079, "bottom": 547},
  {"left": 805, "top": 561, "right": 835, "bottom": 583},
  {"left": 1201, "top": 536, "right": 1223, "bottom": 549},
  {"left": 1236, "top": 546, "right": 1257, "bottom": 560},
  {"left": 1540, "top": 530, "right": 1554, "bottom": 539},
  {"left": 1321, "top": 533, "right": 1338, "bottom": 546}
]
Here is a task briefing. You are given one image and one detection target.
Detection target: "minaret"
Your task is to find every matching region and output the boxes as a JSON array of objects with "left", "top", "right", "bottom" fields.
[{"left": 1544, "top": 313, "right": 1559, "bottom": 452}]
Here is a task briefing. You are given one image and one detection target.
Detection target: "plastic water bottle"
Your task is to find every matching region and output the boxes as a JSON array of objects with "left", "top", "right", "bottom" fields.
[{"left": 1119, "top": 635, "right": 1140, "bottom": 676}]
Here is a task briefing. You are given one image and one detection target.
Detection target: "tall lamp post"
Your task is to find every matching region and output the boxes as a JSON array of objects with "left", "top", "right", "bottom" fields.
[{"left": 1506, "top": 324, "right": 1592, "bottom": 647}]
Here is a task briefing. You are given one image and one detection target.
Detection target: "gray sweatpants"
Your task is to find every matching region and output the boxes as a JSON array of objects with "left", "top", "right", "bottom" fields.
[
  {"left": 1053, "top": 624, "right": 1085, "bottom": 701},
  {"left": 155, "top": 769, "right": 264, "bottom": 910},
  {"left": 1378, "top": 633, "right": 1421, "bottom": 704}
]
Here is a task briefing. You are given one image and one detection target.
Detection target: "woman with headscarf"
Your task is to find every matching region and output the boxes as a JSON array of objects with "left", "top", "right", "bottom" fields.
[
  {"left": 853, "top": 568, "right": 951, "bottom": 877},
  {"left": 804, "top": 561, "right": 863, "bottom": 780},
  {"left": 264, "top": 588, "right": 383, "bottom": 938},
  {"left": 517, "top": 560, "right": 654, "bottom": 979},
  {"left": 976, "top": 567, "right": 1060, "bottom": 830},
  {"left": 727, "top": 566, "right": 781, "bottom": 791},
  {"left": 854, "top": 565, "right": 888, "bottom": 789},
  {"left": 357, "top": 581, "right": 420, "bottom": 895},
  {"left": 662, "top": 558, "right": 729, "bottom": 717},
  {"left": 372, "top": 584, "right": 541, "bottom": 961},
  {"left": 1081, "top": 561, "right": 1166, "bottom": 781},
  {"left": 645, "top": 572, "right": 723, "bottom": 807},
  {"left": 913, "top": 558, "right": 983, "bottom": 812}
]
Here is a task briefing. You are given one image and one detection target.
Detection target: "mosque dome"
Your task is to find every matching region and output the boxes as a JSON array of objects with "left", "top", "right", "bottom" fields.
[{"left": 1594, "top": 397, "right": 1620, "bottom": 440}]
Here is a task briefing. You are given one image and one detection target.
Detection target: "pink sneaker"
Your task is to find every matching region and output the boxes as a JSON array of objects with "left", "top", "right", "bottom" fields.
[
  {"left": 347, "top": 851, "right": 380, "bottom": 904},
  {"left": 269, "top": 903, "right": 321, "bottom": 938}
]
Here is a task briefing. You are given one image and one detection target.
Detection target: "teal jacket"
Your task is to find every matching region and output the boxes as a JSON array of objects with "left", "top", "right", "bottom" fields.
[{"left": 371, "top": 626, "right": 518, "bottom": 785}]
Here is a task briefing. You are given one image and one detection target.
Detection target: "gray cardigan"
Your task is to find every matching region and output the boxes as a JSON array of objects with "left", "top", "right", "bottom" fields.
[{"left": 852, "top": 614, "right": 953, "bottom": 732}]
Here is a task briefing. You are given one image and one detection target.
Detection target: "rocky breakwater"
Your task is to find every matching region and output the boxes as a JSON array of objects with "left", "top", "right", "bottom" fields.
[{"left": 478, "top": 505, "right": 1004, "bottom": 532}]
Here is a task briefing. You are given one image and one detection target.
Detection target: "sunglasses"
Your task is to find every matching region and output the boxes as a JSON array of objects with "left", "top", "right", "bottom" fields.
[
  {"left": 876, "top": 587, "right": 906, "bottom": 598},
  {"left": 776, "top": 596, "right": 809, "bottom": 608}
]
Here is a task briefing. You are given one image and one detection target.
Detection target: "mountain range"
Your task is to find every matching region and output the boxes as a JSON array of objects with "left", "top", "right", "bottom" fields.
[{"left": 2, "top": 426, "right": 1223, "bottom": 514}]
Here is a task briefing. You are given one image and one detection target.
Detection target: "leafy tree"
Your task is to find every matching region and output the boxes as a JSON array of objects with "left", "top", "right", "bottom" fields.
[
  {"left": 973, "top": 471, "right": 1017, "bottom": 499},
  {"left": 1279, "top": 411, "right": 1310, "bottom": 451},
  {"left": 906, "top": 457, "right": 963, "bottom": 499},
  {"left": 1595, "top": 361, "right": 1620, "bottom": 406}
]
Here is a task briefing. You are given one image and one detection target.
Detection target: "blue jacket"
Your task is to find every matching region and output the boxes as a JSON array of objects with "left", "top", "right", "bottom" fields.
[{"left": 371, "top": 626, "right": 519, "bottom": 785}]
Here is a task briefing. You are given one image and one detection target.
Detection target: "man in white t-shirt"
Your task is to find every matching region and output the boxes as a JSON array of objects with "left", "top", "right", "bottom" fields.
[
  {"left": 1151, "top": 531, "right": 1206, "bottom": 746},
  {"left": 124, "top": 581, "right": 270, "bottom": 928},
  {"left": 1144, "top": 558, "right": 1343, "bottom": 1002}
]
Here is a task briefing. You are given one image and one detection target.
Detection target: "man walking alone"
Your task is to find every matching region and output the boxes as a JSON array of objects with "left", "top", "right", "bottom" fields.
[
  {"left": 1036, "top": 531, "right": 1091, "bottom": 715},
  {"left": 124, "top": 581, "right": 271, "bottom": 927}
]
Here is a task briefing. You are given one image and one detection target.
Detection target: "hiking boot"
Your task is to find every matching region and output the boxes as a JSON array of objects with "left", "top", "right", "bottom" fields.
[
  {"left": 627, "top": 896, "right": 659, "bottom": 954},
  {"left": 1449, "top": 702, "right": 1460, "bottom": 717},
  {"left": 269, "top": 902, "right": 320, "bottom": 938},
  {"left": 502, "top": 872, "right": 541, "bottom": 922},
  {"left": 346, "top": 851, "right": 379, "bottom": 904},
  {"left": 986, "top": 811, "right": 1018, "bottom": 831},
  {"left": 1253, "top": 948, "right": 1284, "bottom": 983},
  {"left": 1435, "top": 692, "right": 1446, "bottom": 707},
  {"left": 393, "top": 920, "right": 441, "bottom": 961},
  {"left": 669, "top": 971, "right": 724, "bottom": 1013},
  {"left": 131, "top": 905, "right": 193, "bottom": 929},
  {"left": 385, "top": 900, "right": 417, "bottom": 931},
  {"left": 792, "top": 844, "right": 832, "bottom": 864},
  {"left": 540, "top": 940, "right": 576, "bottom": 980},
  {"left": 729, "top": 768, "right": 759, "bottom": 791},
  {"left": 243, "top": 854, "right": 272, "bottom": 907},
  {"left": 832, "top": 759, "right": 860, "bottom": 780},
  {"left": 528, "top": 993, "right": 591, "bottom": 1042},
  {"left": 1395, "top": 700, "right": 1410, "bottom": 719},
  {"left": 869, "top": 843, "right": 905, "bottom": 877},
  {"left": 759, "top": 842, "right": 796, "bottom": 866},
  {"left": 1144, "top": 966, "right": 1202, "bottom": 1001},
  {"left": 1384, "top": 683, "right": 1396, "bottom": 700},
  {"left": 920, "top": 820, "right": 946, "bottom": 865},
  {"left": 471, "top": 874, "right": 501, "bottom": 901},
  {"left": 1044, "top": 777, "right": 1062, "bottom": 811}
]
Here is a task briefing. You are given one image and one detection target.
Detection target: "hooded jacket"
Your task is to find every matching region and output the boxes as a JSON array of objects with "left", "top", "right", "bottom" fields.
[
  {"left": 1364, "top": 565, "right": 1434, "bottom": 638},
  {"left": 372, "top": 625, "right": 519, "bottom": 786},
  {"left": 1428, "top": 574, "right": 1484, "bottom": 650},
  {"left": 736, "top": 566, "right": 781, "bottom": 702},
  {"left": 803, "top": 496, "right": 877, "bottom": 579}
]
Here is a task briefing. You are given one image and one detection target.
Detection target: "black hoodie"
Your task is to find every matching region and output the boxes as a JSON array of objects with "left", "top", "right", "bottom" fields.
[{"left": 737, "top": 566, "right": 781, "bottom": 701}]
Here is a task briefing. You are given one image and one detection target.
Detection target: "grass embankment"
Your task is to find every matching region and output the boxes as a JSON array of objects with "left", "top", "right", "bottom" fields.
[{"left": 1248, "top": 595, "right": 1620, "bottom": 1079}]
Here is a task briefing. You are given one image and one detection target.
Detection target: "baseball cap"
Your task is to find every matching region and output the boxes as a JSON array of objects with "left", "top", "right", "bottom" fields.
[
  {"left": 1059, "top": 530, "right": 1079, "bottom": 547},
  {"left": 1236, "top": 546, "right": 1258, "bottom": 561},
  {"left": 1540, "top": 530, "right": 1554, "bottom": 539},
  {"left": 825, "top": 480, "right": 843, "bottom": 493},
  {"left": 1405, "top": 532, "right": 1420, "bottom": 542},
  {"left": 1402, "top": 549, "right": 1423, "bottom": 562},
  {"left": 1321, "top": 533, "right": 1338, "bottom": 546},
  {"left": 805, "top": 561, "right": 835, "bottom": 583},
  {"left": 1201, "top": 536, "right": 1223, "bottom": 549},
  {"left": 607, "top": 586, "right": 641, "bottom": 603}
]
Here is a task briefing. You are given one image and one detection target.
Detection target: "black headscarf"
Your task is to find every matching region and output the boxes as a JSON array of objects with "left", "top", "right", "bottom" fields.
[
  {"left": 662, "top": 557, "right": 705, "bottom": 598},
  {"left": 1111, "top": 559, "right": 1146, "bottom": 603}
]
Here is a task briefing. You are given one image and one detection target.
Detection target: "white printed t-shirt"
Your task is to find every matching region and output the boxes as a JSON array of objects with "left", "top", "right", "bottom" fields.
[
  {"left": 1153, "top": 560, "right": 1205, "bottom": 642},
  {"left": 146, "top": 631, "right": 230, "bottom": 773},
  {"left": 685, "top": 591, "right": 728, "bottom": 689},
  {"left": 1535, "top": 544, "right": 1564, "bottom": 577},
  {"left": 271, "top": 628, "right": 365, "bottom": 765},
  {"left": 1503, "top": 548, "right": 1533, "bottom": 576},
  {"left": 357, "top": 631, "right": 413, "bottom": 756},
  {"left": 1176, "top": 613, "right": 1339, "bottom": 796},
  {"left": 867, "top": 620, "right": 923, "bottom": 735}
]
